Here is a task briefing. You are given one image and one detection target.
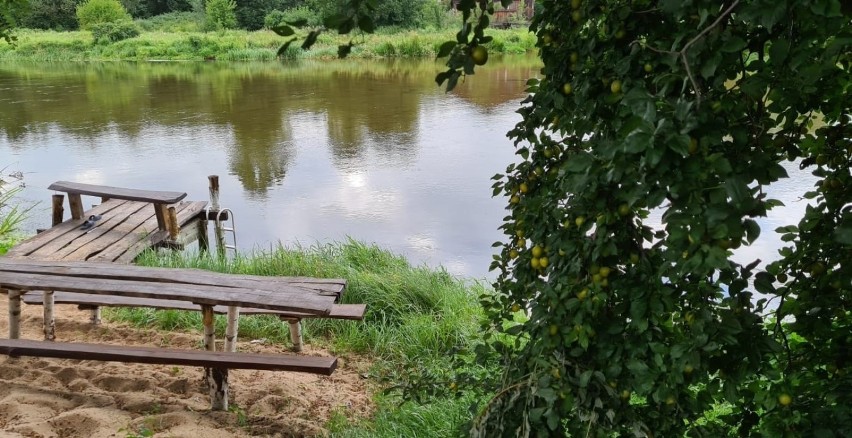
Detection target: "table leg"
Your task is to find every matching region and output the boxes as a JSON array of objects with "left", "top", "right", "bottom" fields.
[
  {"left": 287, "top": 319, "right": 303, "bottom": 352},
  {"left": 225, "top": 306, "right": 240, "bottom": 353},
  {"left": 201, "top": 305, "right": 215, "bottom": 386},
  {"left": 8, "top": 290, "right": 21, "bottom": 339},
  {"left": 43, "top": 290, "right": 55, "bottom": 341}
]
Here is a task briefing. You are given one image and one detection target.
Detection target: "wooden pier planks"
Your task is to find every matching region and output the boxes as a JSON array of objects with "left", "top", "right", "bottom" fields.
[{"left": 5, "top": 199, "right": 207, "bottom": 263}]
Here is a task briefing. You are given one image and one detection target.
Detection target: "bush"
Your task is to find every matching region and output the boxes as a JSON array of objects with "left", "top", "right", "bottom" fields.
[
  {"left": 263, "top": 7, "right": 320, "bottom": 29},
  {"left": 135, "top": 11, "right": 203, "bottom": 32},
  {"left": 90, "top": 20, "right": 139, "bottom": 43},
  {"left": 76, "top": 0, "right": 132, "bottom": 29},
  {"left": 204, "top": 0, "right": 236, "bottom": 30},
  {"left": 234, "top": 0, "right": 290, "bottom": 31}
]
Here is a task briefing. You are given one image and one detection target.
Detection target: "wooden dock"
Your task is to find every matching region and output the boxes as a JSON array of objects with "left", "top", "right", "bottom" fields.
[{"left": 5, "top": 183, "right": 208, "bottom": 263}]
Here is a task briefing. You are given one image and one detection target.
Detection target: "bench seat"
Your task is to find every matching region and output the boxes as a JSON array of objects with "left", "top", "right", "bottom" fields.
[
  {"left": 0, "top": 339, "right": 337, "bottom": 374},
  {"left": 21, "top": 292, "right": 366, "bottom": 320}
]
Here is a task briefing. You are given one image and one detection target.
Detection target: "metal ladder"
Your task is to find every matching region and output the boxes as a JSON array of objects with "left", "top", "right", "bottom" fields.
[{"left": 212, "top": 207, "right": 237, "bottom": 254}]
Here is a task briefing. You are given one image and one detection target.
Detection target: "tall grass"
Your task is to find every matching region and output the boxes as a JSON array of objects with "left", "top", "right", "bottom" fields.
[{"left": 0, "top": 173, "right": 28, "bottom": 255}]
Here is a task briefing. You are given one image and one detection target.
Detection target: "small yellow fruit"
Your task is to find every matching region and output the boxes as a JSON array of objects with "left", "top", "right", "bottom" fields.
[
  {"left": 778, "top": 394, "right": 792, "bottom": 406},
  {"left": 539, "top": 256, "right": 549, "bottom": 268},
  {"left": 571, "top": 10, "right": 582, "bottom": 22},
  {"left": 531, "top": 245, "right": 543, "bottom": 257},
  {"left": 531, "top": 257, "right": 541, "bottom": 269},
  {"left": 562, "top": 82, "right": 573, "bottom": 95},
  {"left": 542, "top": 32, "right": 553, "bottom": 45},
  {"left": 471, "top": 45, "right": 488, "bottom": 66},
  {"left": 558, "top": 249, "right": 566, "bottom": 256},
  {"left": 511, "top": 303, "right": 521, "bottom": 312},
  {"left": 776, "top": 273, "right": 788, "bottom": 283},
  {"left": 571, "top": 0, "right": 581, "bottom": 9},
  {"left": 683, "top": 364, "right": 694, "bottom": 374},
  {"left": 575, "top": 216, "right": 586, "bottom": 227},
  {"left": 618, "top": 203, "right": 631, "bottom": 216},
  {"left": 621, "top": 390, "right": 631, "bottom": 400},
  {"left": 629, "top": 253, "right": 640, "bottom": 264},
  {"left": 509, "top": 249, "right": 519, "bottom": 259},
  {"left": 577, "top": 288, "right": 589, "bottom": 300},
  {"left": 592, "top": 273, "right": 602, "bottom": 283},
  {"left": 510, "top": 195, "right": 520, "bottom": 204},
  {"left": 517, "top": 238, "right": 526, "bottom": 248},
  {"left": 644, "top": 63, "right": 653, "bottom": 73},
  {"left": 569, "top": 52, "right": 579, "bottom": 63},
  {"left": 614, "top": 29, "right": 626, "bottom": 40},
  {"left": 599, "top": 266, "right": 611, "bottom": 278},
  {"left": 610, "top": 80, "right": 622, "bottom": 94},
  {"left": 665, "top": 395, "right": 676, "bottom": 406},
  {"left": 549, "top": 324, "right": 559, "bottom": 336},
  {"left": 449, "top": 382, "right": 457, "bottom": 390},
  {"left": 516, "top": 229, "right": 525, "bottom": 238},
  {"left": 519, "top": 182, "right": 529, "bottom": 193}
]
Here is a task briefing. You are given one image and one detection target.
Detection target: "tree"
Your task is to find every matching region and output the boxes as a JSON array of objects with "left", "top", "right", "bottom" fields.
[
  {"left": 76, "top": 0, "right": 133, "bottom": 29},
  {"left": 291, "top": 0, "right": 851, "bottom": 434},
  {"left": 434, "top": 0, "right": 849, "bottom": 436},
  {"left": 0, "top": 0, "right": 27, "bottom": 42},
  {"left": 204, "top": 0, "right": 237, "bottom": 30}
]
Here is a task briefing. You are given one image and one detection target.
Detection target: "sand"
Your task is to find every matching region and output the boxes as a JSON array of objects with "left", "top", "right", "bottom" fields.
[{"left": 0, "top": 298, "right": 374, "bottom": 437}]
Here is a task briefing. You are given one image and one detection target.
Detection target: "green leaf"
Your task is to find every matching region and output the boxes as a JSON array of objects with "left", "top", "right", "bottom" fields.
[
  {"left": 337, "top": 43, "right": 352, "bottom": 59},
  {"left": 271, "top": 25, "right": 294, "bottom": 37},
  {"left": 768, "top": 39, "right": 791, "bottom": 65},
  {"left": 301, "top": 30, "right": 321, "bottom": 50},
  {"left": 357, "top": 15, "right": 375, "bottom": 33},
  {"left": 835, "top": 225, "right": 852, "bottom": 245},
  {"left": 754, "top": 272, "right": 775, "bottom": 294},
  {"left": 721, "top": 36, "right": 747, "bottom": 53},
  {"left": 437, "top": 41, "right": 456, "bottom": 58},
  {"left": 276, "top": 39, "right": 295, "bottom": 57}
]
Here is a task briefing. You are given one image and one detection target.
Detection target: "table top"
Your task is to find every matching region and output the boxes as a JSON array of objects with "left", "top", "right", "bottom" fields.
[{"left": 0, "top": 258, "right": 345, "bottom": 315}]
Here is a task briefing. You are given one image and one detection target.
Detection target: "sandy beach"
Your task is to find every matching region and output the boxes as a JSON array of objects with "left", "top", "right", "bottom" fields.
[{"left": 0, "top": 297, "right": 373, "bottom": 437}]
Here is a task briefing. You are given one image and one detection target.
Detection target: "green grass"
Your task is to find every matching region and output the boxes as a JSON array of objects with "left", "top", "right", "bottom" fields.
[
  {"left": 107, "top": 240, "right": 488, "bottom": 436},
  {"left": 0, "top": 27, "right": 536, "bottom": 62}
]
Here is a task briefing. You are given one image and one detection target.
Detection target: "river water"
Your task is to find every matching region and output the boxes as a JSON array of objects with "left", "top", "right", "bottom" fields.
[
  {"left": 0, "top": 57, "right": 540, "bottom": 279},
  {"left": 0, "top": 57, "right": 818, "bottom": 280}
]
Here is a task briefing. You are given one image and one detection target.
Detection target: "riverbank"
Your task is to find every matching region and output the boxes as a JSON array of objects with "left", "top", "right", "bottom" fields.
[
  {"left": 0, "top": 27, "right": 536, "bottom": 62},
  {"left": 0, "top": 240, "right": 489, "bottom": 436}
]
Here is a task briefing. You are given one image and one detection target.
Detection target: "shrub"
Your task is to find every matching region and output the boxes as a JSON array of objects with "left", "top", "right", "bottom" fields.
[
  {"left": 90, "top": 20, "right": 139, "bottom": 43},
  {"left": 76, "top": 0, "right": 132, "bottom": 29},
  {"left": 234, "top": 0, "right": 290, "bottom": 31},
  {"left": 204, "top": 0, "right": 236, "bottom": 30},
  {"left": 20, "top": 0, "right": 82, "bottom": 31},
  {"left": 263, "top": 6, "right": 320, "bottom": 29},
  {"left": 135, "top": 11, "right": 203, "bottom": 32}
]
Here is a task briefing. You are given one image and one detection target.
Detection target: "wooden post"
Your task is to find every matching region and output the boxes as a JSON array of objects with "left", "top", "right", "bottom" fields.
[
  {"left": 43, "top": 290, "right": 55, "bottom": 341},
  {"left": 225, "top": 306, "right": 240, "bottom": 353},
  {"left": 209, "top": 367, "right": 229, "bottom": 411},
  {"left": 90, "top": 307, "right": 101, "bottom": 325},
  {"left": 153, "top": 203, "right": 169, "bottom": 233},
  {"left": 8, "top": 290, "right": 21, "bottom": 339},
  {"left": 208, "top": 175, "right": 226, "bottom": 257},
  {"left": 202, "top": 304, "right": 215, "bottom": 386},
  {"left": 68, "top": 193, "right": 84, "bottom": 220},
  {"left": 52, "top": 194, "right": 65, "bottom": 226},
  {"left": 288, "top": 319, "right": 303, "bottom": 352},
  {"left": 167, "top": 206, "right": 180, "bottom": 241},
  {"left": 197, "top": 213, "right": 209, "bottom": 253}
]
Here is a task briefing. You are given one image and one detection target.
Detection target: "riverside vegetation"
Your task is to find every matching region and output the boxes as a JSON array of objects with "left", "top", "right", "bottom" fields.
[{"left": 0, "top": 0, "right": 536, "bottom": 61}]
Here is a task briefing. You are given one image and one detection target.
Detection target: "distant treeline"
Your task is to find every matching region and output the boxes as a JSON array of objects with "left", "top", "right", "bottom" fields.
[{"left": 18, "top": 0, "right": 455, "bottom": 32}]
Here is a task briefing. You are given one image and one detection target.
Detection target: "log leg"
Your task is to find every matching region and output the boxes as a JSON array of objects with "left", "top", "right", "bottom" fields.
[
  {"left": 90, "top": 306, "right": 101, "bottom": 325},
  {"left": 288, "top": 319, "right": 303, "bottom": 352},
  {"left": 43, "top": 290, "right": 55, "bottom": 341},
  {"left": 225, "top": 306, "right": 240, "bottom": 353},
  {"left": 202, "top": 305, "right": 215, "bottom": 386},
  {"left": 197, "top": 215, "right": 209, "bottom": 253},
  {"left": 52, "top": 194, "right": 65, "bottom": 226},
  {"left": 209, "top": 367, "right": 229, "bottom": 411},
  {"left": 7, "top": 290, "right": 21, "bottom": 339}
]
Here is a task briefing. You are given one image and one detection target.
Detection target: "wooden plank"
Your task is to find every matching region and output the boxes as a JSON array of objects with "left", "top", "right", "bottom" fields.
[
  {"left": 0, "top": 258, "right": 344, "bottom": 297},
  {"left": 5, "top": 200, "right": 129, "bottom": 257},
  {"left": 52, "top": 194, "right": 64, "bottom": 226},
  {"left": 48, "top": 181, "right": 187, "bottom": 204},
  {"left": 21, "top": 292, "right": 366, "bottom": 320},
  {"left": 29, "top": 201, "right": 149, "bottom": 261},
  {"left": 0, "top": 271, "right": 334, "bottom": 314},
  {"left": 0, "top": 339, "right": 337, "bottom": 374},
  {"left": 99, "top": 201, "right": 207, "bottom": 263}
]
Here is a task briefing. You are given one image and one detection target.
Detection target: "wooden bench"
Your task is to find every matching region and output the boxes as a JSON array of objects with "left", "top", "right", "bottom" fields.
[
  {"left": 22, "top": 292, "right": 366, "bottom": 351},
  {"left": 0, "top": 259, "right": 361, "bottom": 410}
]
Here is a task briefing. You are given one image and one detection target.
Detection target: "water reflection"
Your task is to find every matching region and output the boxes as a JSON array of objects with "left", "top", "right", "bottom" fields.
[{"left": 0, "top": 57, "right": 540, "bottom": 278}]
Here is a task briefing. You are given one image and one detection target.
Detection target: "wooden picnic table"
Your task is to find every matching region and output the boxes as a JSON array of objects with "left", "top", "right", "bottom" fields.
[{"left": 0, "top": 258, "right": 352, "bottom": 410}]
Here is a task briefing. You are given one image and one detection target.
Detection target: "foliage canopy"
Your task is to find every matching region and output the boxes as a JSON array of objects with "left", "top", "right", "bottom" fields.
[{"left": 76, "top": 0, "right": 133, "bottom": 30}]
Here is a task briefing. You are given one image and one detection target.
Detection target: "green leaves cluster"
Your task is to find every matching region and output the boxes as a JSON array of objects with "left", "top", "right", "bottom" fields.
[
  {"left": 455, "top": 0, "right": 849, "bottom": 436},
  {"left": 204, "top": 0, "right": 237, "bottom": 30},
  {"left": 0, "top": 0, "right": 28, "bottom": 43}
]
